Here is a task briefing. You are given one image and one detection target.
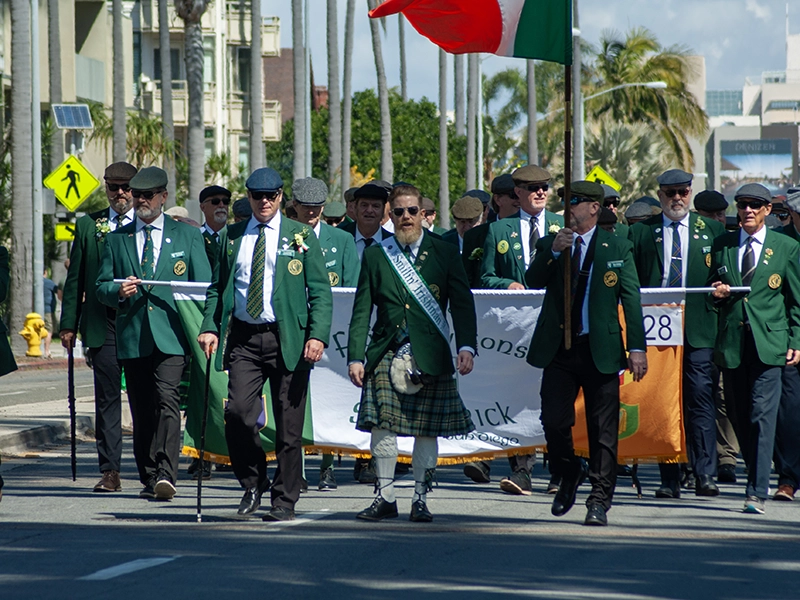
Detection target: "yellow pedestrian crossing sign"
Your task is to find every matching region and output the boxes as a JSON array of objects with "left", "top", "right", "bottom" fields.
[
  {"left": 43, "top": 155, "right": 101, "bottom": 212},
  {"left": 54, "top": 223, "right": 76, "bottom": 242},
  {"left": 586, "top": 165, "right": 622, "bottom": 192}
]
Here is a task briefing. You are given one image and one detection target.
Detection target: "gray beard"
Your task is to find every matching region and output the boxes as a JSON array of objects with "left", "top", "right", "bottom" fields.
[{"left": 136, "top": 205, "right": 161, "bottom": 221}]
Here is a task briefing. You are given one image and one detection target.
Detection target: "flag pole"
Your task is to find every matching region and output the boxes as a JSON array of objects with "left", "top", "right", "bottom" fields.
[{"left": 563, "top": 63, "right": 572, "bottom": 350}]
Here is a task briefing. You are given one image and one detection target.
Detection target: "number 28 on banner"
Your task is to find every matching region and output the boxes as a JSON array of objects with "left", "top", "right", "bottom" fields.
[{"left": 642, "top": 305, "right": 683, "bottom": 346}]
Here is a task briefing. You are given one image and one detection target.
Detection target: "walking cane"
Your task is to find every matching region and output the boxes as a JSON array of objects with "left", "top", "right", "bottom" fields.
[
  {"left": 196, "top": 350, "right": 213, "bottom": 523},
  {"left": 67, "top": 344, "right": 77, "bottom": 482}
]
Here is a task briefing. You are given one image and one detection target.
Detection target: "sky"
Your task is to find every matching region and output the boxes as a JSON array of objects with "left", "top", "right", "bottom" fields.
[{"left": 264, "top": 0, "right": 793, "bottom": 110}]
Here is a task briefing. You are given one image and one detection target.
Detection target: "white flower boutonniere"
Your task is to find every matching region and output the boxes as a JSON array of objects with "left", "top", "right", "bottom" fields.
[
  {"left": 293, "top": 228, "right": 311, "bottom": 253},
  {"left": 95, "top": 218, "right": 111, "bottom": 240},
  {"left": 548, "top": 222, "right": 562, "bottom": 235}
]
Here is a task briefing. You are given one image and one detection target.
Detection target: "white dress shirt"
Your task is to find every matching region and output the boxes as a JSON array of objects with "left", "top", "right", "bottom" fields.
[
  {"left": 738, "top": 225, "right": 767, "bottom": 271},
  {"left": 383, "top": 219, "right": 395, "bottom": 233},
  {"left": 233, "top": 213, "right": 281, "bottom": 323},
  {"left": 108, "top": 206, "right": 134, "bottom": 231},
  {"left": 660, "top": 213, "right": 690, "bottom": 287},
  {"left": 135, "top": 213, "right": 165, "bottom": 270},
  {"left": 202, "top": 223, "right": 224, "bottom": 241},
  {"left": 520, "top": 208, "right": 546, "bottom": 268},
  {"left": 355, "top": 226, "right": 385, "bottom": 259}
]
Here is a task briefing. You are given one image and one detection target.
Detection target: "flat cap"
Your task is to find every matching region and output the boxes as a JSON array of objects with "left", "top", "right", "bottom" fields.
[
  {"left": 785, "top": 187, "right": 800, "bottom": 212},
  {"left": 512, "top": 164, "right": 551, "bottom": 185},
  {"left": 452, "top": 195, "right": 484, "bottom": 219},
  {"left": 245, "top": 167, "right": 283, "bottom": 192},
  {"left": 465, "top": 189, "right": 491, "bottom": 206},
  {"left": 556, "top": 180, "right": 604, "bottom": 204},
  {"left": 232, "top": 198, "right": 252, "bottom": 219},
  {"left": 626, "top": 200, "right": 658, "bottom": 220},
  {"left": 199, "top": 185, "right": 231, "bottom": 203},
  {"left": 292, "top": 177, "right": 329, "bottom": 205},
  {"left": 130, "top": 166, "right": 168, "bottom": 191},
  {"left": 694, "top": 190, "right": 727, "bottom": 212},
  {"left": 104, "top": 162, "right": 137, "bottom": 181},
  {"left": 598, "top": 207, "right": 618, "bottom": 225},
  {"left": 491, "top": 174, "right": 516, "bottom": 195},
  {"left": 735, "top": 183, "right": 771, "bottom": 204},
  {"left": 354, "top": 180, "right": 391, "bottom": 202},
  {"left": 322, "top": 201, "right": 347, "bottom": 218},
  {"left": 636, "top": 195, "right": 661, "bottom": 208},
  {"left": 601, "top": 184, "right": 620, "bottom": 199},
  {"left": 421, "top": 197, "right": 436, "bottom": 212},
  {"left": 164, "top": 206, "right": 189, "bottom": 218},
  {"left": 344, "top": 187, "right": 359, "bottom": 203},
  {"left": 657, "top": 169, "right": 693, "bottom": 187}
]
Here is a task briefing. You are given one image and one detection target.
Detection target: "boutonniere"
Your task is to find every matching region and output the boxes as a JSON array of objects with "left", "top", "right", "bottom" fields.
[
  {"left": 95, "top": 218, "right": 111, "bottom": 240},
  {"left": 510, "top": 231, "right": 519, "bottom": 238},
  {"left": 293, "top": 228, "right": 310, "bottom": 253},
  {"left": 763, "top": 248, "right": 773, "bottom": 265},
  {"left": 548, "top": 222, "right": 562, "bottom": 235},
  {"left": 469, "top": 247, "right": 483, "bottom": 261},
  {"left": 695, "top": 218, "right": 706, "bottom": 231}
]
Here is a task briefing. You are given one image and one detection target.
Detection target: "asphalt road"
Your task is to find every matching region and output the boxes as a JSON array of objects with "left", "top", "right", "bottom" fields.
[
  {"left": 0, "top": 365, "right": 93, "bottom": 409},
  {"left": 1, "top": 435, "right": 799, "bottom": 600}
]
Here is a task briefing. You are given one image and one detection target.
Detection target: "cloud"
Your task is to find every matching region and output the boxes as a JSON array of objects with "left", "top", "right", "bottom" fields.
[{"left": 745, "top": 0, "right": 771, "bottom": 21}]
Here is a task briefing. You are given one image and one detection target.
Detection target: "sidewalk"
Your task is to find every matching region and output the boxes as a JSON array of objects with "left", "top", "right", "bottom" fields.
[{"left": 0, "top": 395, "right": 97, "bottom": 455}]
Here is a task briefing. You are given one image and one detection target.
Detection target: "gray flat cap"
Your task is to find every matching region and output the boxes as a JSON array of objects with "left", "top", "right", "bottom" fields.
[
  {"left": 694, "top": 190, "right": 728, "bottom": 212},
  {"left": 421, "top": 197, "right": 436, "bottom": 212},
  {"left": 626, "top": 201, "right": 657, "bottom": 220},
  {"left": 130, "top": 166, "right": 168, "bottom": 191},
  {"left": 322, "top": 201, "right": 347, "bottom": 218},
  {"left": 735, "top": 183, "right": 771, "bottom": 204},
  {"left": 104, "top": 162, "right": 137, "bottom": 181},
  {"left": 657, "top": 169, "right": 693, "bottom": 187},
  {"left": 232, "top": 198, "right": 252, "bottom": 219},
  {"left": 601, "top": 184, "right": 620, "bottom": 199},
  {"left": 465, "top": 189, "right": 491, "bottom": 206},
  {"left": 636, "top": 195, "right": 661, "bottom": 208},
  {"left": 245, "top": 167, "right": 283, "bottom": 192},
  {"left": 293, "top": 177, "right": 329, "bottom": 205},
  {"left": 452, "top": 196, "right": 484, "bottom": 219},
  {"left": 785, "top": 187, "right": 800, "bottom": 212}
]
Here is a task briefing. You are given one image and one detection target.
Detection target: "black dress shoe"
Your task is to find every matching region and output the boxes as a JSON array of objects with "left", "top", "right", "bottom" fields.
[
  {"left": 237, "top": 478, "right": 270, "bottom": 517},
  {"left": 551, "top": 461, "right": 587, "bottom": 517},
  {"left": 356, "top": 496, "right": 399, "bottom": 521},
  {"left": 139, "top": 481, "right": 156, "bottom": 499},
  {"left": 717, "top": 464, "right": 736, "bottom": 483},
  {"left": 695, "top": 474, "right": 720, "bottom": 497},
  {"left": 262, "top": 506, "right": 296, "bottom": 522},
  {"left": 318, "top": 467, "right": 338, "bottom": 491},
  {"left": 616, "top": 464, "right": 633, "bottom": 477},
  {"left": 463, "top": 461, "right": 491, "bottom": 483},
  {"left": 584, "top": 503, "right": 608, "bottom": 526},
  {"left": 191, "top": 460, "right": 212, "bottom": 481},
  {"left": 655, "top": 481, "right": 680, "bottom": 499},
  {"left": 409, "top": 500, "right": 433, "bottom": 522}
]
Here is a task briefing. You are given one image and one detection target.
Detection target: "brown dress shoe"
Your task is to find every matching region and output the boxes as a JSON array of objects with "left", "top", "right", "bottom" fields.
[
  {"left": 773, "top": 484, "right": 795, "bottom": 501},
  {"left": 93, "top": 470, "right": 121, "bottom": 492}
]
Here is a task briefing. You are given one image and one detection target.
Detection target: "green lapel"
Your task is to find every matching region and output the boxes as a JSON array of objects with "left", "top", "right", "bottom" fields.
[
  {"left": 650, "top": 219, "right": 665, "bottom": 279},
  {"left": 725, "top": 240, "right": 742, "bottom": 286},
  {"left": 750, "top": 229, "right": 778, "bottom": 290},
  {"left": 274, "top": 219, "right": 291, "bottom": 294},
  {"left": 687, "top": 216, "right": 711, "bottom": 276},
  {"left": 153, "top": 217, "right": 177, "bottom": 280},
  {"left": 589, "top": 228, "right": 610, "bottom": 296},
  {"left": 122, "top": 226, "right": 143, "bottom": 278},
  {"left": 415, "top": 230, "right": 435, "bottom": 274}
]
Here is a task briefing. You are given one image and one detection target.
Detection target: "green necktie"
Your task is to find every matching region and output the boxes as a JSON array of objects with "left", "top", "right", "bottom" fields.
[
  {"left": 141, "top": 225, "right": 155, "bottom": 279},
  {"left": 246, "top": 224, "right": 267, "bottom": 319}
]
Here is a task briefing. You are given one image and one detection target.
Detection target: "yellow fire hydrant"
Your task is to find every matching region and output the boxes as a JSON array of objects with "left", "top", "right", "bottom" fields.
[{"left": 19, "top": 313, "right": 48, "bottom": 357}]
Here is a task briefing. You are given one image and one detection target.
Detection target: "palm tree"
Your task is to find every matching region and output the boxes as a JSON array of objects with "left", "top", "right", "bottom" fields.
[
  {"left": 367, "top": 0, "right": 392, "bottom": 182},
  {"left": 47, "top": 0, "right": 63, "bottom": 170},
  {"left": 327, "top": 0, "right": 342, "bottom": 194},
  {"left": 341, "top": 0, "right": 356, "bottom": 192},
  {"left": 526, "top": 60, "right": 537, "bottom": 164},
  {"left": 398, "top": 14, "right": 407, "bottom": 102},
  {"left": 112, "top": 0, "right": 126, "bottom": 161},
  {"left": 590, "top": 27, "right": 708, "bottom": 170},
  {"left": 176, "top": 0, "right": 210, "bottom": 222},
  {"left": 438, "top": 48, "right": 448, "bottom": 229},
  {"left": 292, "top": 0, "right": 305, "bottom": 181},
  {"left": 466, "top": 54, "right": 477, "bottom": 189},
  {"left": 158, "top": 0, "right": 176, "bottom": 206},
  {"left": 250, "top": 0, "right": 264, "bottom": 170},
  {"left": 454, "top": 55, "right": 465, "bottom": 137},
  {"left": 10, "top": 0, "right": 33, "bottom": 352}
]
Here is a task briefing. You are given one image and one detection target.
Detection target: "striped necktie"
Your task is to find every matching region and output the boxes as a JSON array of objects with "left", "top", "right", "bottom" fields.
[
  {"left": 668, "top": 222, "right": 682, "bottom": 287},
  {"left": 529, "top": 214, "right": 540, "bottom": 259},
  {"left": 246, "top": 224, "right": 267, "bottom": 319},
  {"left": 741, "top": 236, "right": 756, "bottom": 286},
  {"left": 141, "top": 225, "right": 155, "bottom": 279}
]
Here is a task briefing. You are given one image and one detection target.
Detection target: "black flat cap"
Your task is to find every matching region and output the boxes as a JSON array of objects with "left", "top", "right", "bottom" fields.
[
  {"left": 199, "top": 185, "right": 231, "bottom": 203},
  {"left": 598, "top": 207, "right": 618, "bottom": 225},
  {"left": 465, "top": 189, "right": 491, "bottom": 206},
  {"left": 657, "top": 169, "right": 693, "bottom": 187},
  {"left": 354, "top": 180, "right": 392, "bottom": 202},
  {"left": 245, "top": 168, "right": 283, "bottom": 192},
  {"left": 735, "top": 183, "right": 771, "bottom": 204},
  {"left": 343, "top": 187, "right": 360, "bottom": 203},
  {"left": 232, "top": 198, "right": 252, "bottom": 219},
  {"left": 491, "top": 174, "right": 516, "bottom": 195},
  {"left": 104, "top": 162, "right": 137, "bottom": 181},
  {"left": 694, "top": 190, "right": 727, "bottom": 212},
  {"left": 130, "top": 166, "right": 168, "bottom": 191}
]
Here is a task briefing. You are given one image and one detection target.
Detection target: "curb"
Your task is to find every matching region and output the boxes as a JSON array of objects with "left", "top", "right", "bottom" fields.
[
  {"left": 15, "top": 359, "right": 88, "bottom": 372},
  {"left": 0, "top": 416, "right": 95, "bottom": 455}
]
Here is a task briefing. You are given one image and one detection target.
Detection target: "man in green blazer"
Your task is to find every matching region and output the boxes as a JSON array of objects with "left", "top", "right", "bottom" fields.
[
  {"left": 601, "top": 185, "right": 629, "bottom": 238},
  {"left": 526, "top": 180, "right": 647, "bottom": 526},
  {"left": 60, "top": 162, "right": 137, "bottom": 493},
  {"left": 480, "top": 164, "right": 564, "bottom": 495},
  {"left": 711, "top": 183, "right": 800, "bottom": 514},
  {"left": 441, "top": 195, "right": 484, "bottom": 252},
  {"left": 198, "top": 185, "right": 231, "bottom": 269},
  {"left": 348, "top": 184, "right": 476, "bottom": 523},
  {"left": 198, "top": 168, "right": 332, "bottom": 522},
  {"left": 629, "top": 169, "right": 726, "bottom": 498},
  {"left": 97, "top": 167, "right": 211, "bottom": 501},
  {"left": 338, "top": 182, "right": 394, "bottom": 260}
]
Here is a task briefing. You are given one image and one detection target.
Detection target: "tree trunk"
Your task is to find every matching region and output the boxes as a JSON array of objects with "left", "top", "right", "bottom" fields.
[
  {"left": 341, "top": 0, "right": 355, "bottom": 192},
  {"left": 292, "top": 0, "right": 305, "bottom": 181},
  {"left": 10, "top": 0, "right": 33, "bottom": 353},
  {"left": 438, "top": 48, "right": 449, "bottom": 230},
  {"left": 47, "top": 0, "right": 63, "bottom": 170},
  {"left": 527, "top": 59, "right": 538, "bottom": 165},
  {"left": 112, "top": 0, "right": 126, "bottom": 162},
  {"left": 367, "top": 0, "right": 392, "bottom": 183},
  {"left": 184, "top": 15, "right": 206, "bottom": 221},
  {"left": 159, "top": 0, "right": 176, "bottom": 206},
  {"left": 466, "top": 54, "right": 477, "bottom": 190},
  {"left": 326, "top": 0, "right": 341, "bottom": 194},
  {"left": 249, "top": 0, "right": 264, "bottom": 170},
  {"left": 398, "top": 14, "right": 407, "bottom": 102},
  {"left": 454, "top": 54, "right": 465, "bottom": 137}
]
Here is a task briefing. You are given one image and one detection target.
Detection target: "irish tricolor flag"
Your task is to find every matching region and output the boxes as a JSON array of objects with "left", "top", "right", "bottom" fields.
[{"left": 369, "top": 0, "right": 572, "bottom": 65}]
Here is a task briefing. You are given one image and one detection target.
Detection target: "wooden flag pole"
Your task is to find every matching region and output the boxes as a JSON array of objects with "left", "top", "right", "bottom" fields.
[{"left": 563, "top": 64, "right": 572, "bottom": 350}]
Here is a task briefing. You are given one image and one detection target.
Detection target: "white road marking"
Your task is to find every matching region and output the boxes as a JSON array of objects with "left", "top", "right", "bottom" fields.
[
  {"left": 0, "top": 391, "right": 26, "bottom": 397},
  {"left": 76, "top": 384, "right": 94, "bottom": 389},
  {"left": 79, "top": 556, "right": 181, "bottom": 581},
  {"left": 265, "top": 509, "right": 331, "bottom": 527}
]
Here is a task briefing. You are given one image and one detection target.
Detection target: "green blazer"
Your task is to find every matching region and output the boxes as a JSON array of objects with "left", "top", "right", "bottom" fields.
[
  {"left": 709, "top": 228, "right": 800, "bottom": 368},
  {"left": 60, "top": 209, "right": 121, "bottom": 348},
  {"left": 201, "top": 216, "right": 332, "bottom": 372},
  {"left": 614, "top": 222, "right": 630, "bottom": 238},
  {"left": 481, "top": 210, "right": 564, "bottom": 289},
  {"left": 202, "top": 227, "right": 224, "bottom": 270},
  {"left": 96, "top": 216, "right": 212, "bottom": 360},
  {"left": 432, "top": 225, "right": 449, "bottom": 237},
  {"left": 777, "top": 224, "right": 800, "bottom": 241},
  {"left": 441, "top": 228, "right": 460, "bottom": 248},
  {"left": 347, "top": 230, "right": 477, "bottom": 376},
  {"left": 462, "top": 221, "right": 490, "bottom": 289},
  {"left": 628, "top": 214, "right": 725, "bottom": 349},
  {"left": 0, "top": 246, "right": 17, "bottom": 377},
  {"left": 525, "top": 228, "right": 646, "bottom": 374},
  {"left": 316, "top": 222, "right": 360, "bottom": 287}
]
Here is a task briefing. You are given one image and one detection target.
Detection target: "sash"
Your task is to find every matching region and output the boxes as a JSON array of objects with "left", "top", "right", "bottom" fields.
[{"left": 381, "top": 241, "right": 450, "bottom": 344}]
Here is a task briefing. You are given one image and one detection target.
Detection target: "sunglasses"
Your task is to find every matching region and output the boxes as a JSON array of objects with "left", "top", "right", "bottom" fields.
[
  {"left": 132, "top": 189, "right": 164, "bottom": 200},
  {"left": 521, "top": 183, "right": 549, "bottom": 193},
  {"left": 736, "top": 200, "right": 768, "bottom": 211},
  {"left": 205, "top": 197, "right": 231, "bottom": 206},
  {"left": 107, "top": 183, "right": 130, "bottom": 193},
  {"left": 662, "top": 188, "right": 691, "bottom": 198},
  {"left": 563, "top": 195, "right": 594, "bottom": 206},
  {"left": 251, "top": 191, "right": 280, "bottom": 201},
  {"left": 391, "top": 206, "right": 421, "bottom": 217},
  {"left": 773, "top": 210, "right": 790, "bottom": 219},
  {"left": 603, "top": 199, "right": 620, "bottom": 208}
]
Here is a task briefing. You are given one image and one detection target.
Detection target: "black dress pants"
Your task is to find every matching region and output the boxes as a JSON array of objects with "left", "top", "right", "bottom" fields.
[
  {"left": 225, "top": 321, "right": 310, "bottom": 510},
  {"left": 122, "top": 350, "right": 187, "bottom": 485},
  {"left": 90, "top": 316, "right": 123, "bottom": 473},
  {"left": 539, "top": 336, "right": 620, "bottom": 511}
]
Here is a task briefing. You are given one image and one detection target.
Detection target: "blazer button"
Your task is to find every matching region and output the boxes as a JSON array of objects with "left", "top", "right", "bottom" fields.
[
  {"left": 738, "top": 321, "right": 744, "bottom": 326},
  {"left": 148, "top": 306, "right": 153, "bottom": 311},
  {"left": 559, "top": 324, "right": 564, "bottom": 329},
  {"left": 743, "top": 297, "right": 748, "bottom": 303},
  {"left": 405, "top": 304, "right": 410, "bottom": 309}
]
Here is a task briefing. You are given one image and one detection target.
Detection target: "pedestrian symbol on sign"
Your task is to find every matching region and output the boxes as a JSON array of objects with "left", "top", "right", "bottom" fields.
[
  {"left": 62, "top": 165, "right": 81, "bottom": 200},
  {"left": 586, "top": 165, "right": 622, "bottom": 192},
  {"left": 43, "top": 155, "right": 101, "bottom": 212}
]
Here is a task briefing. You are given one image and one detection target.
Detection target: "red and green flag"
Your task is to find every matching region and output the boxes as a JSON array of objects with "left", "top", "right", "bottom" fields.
[{"left": 369, "top": 0, "right": 572, "bottom": 65}]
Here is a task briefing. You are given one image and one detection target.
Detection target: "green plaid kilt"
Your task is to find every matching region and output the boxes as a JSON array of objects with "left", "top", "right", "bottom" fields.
[{"left": 356, "top": 350, "right": 475, "bottom": 437}]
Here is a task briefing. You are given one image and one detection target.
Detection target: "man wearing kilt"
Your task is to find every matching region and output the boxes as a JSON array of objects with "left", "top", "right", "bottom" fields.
[{"left": 348, "top": 184, "right": 477, "bottom": 522}]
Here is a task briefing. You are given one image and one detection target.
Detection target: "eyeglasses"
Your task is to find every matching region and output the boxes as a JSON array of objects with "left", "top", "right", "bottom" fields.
[
  {"left": 391, "top": 206, "right": 420, "bottom": 217},
  {"left": 563, "top": 195, "right": 594, "bottom": 206},
  {"left": 132, "top": 189, "right": 164, "bottom": 200},
  {"left": 520, "top": 183, "right": 549, "bottom": 193},
  {"left": 250, "top": 191, "right": 280, "bottom": 201},
  {"left": 736, "top": 199, "right": 768, "bottom": 211},
  {"left": 603, "top": 199, "right": 620, "bottom": 208},
  {"left": 204, "top": 197, "right": 231, "bottom": 206},
  {"left": 662, "top": 188, "right": 691, "bottom": 198},
  {"left": 107, "top": 183, "right": 130, "bottom": 193}
]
